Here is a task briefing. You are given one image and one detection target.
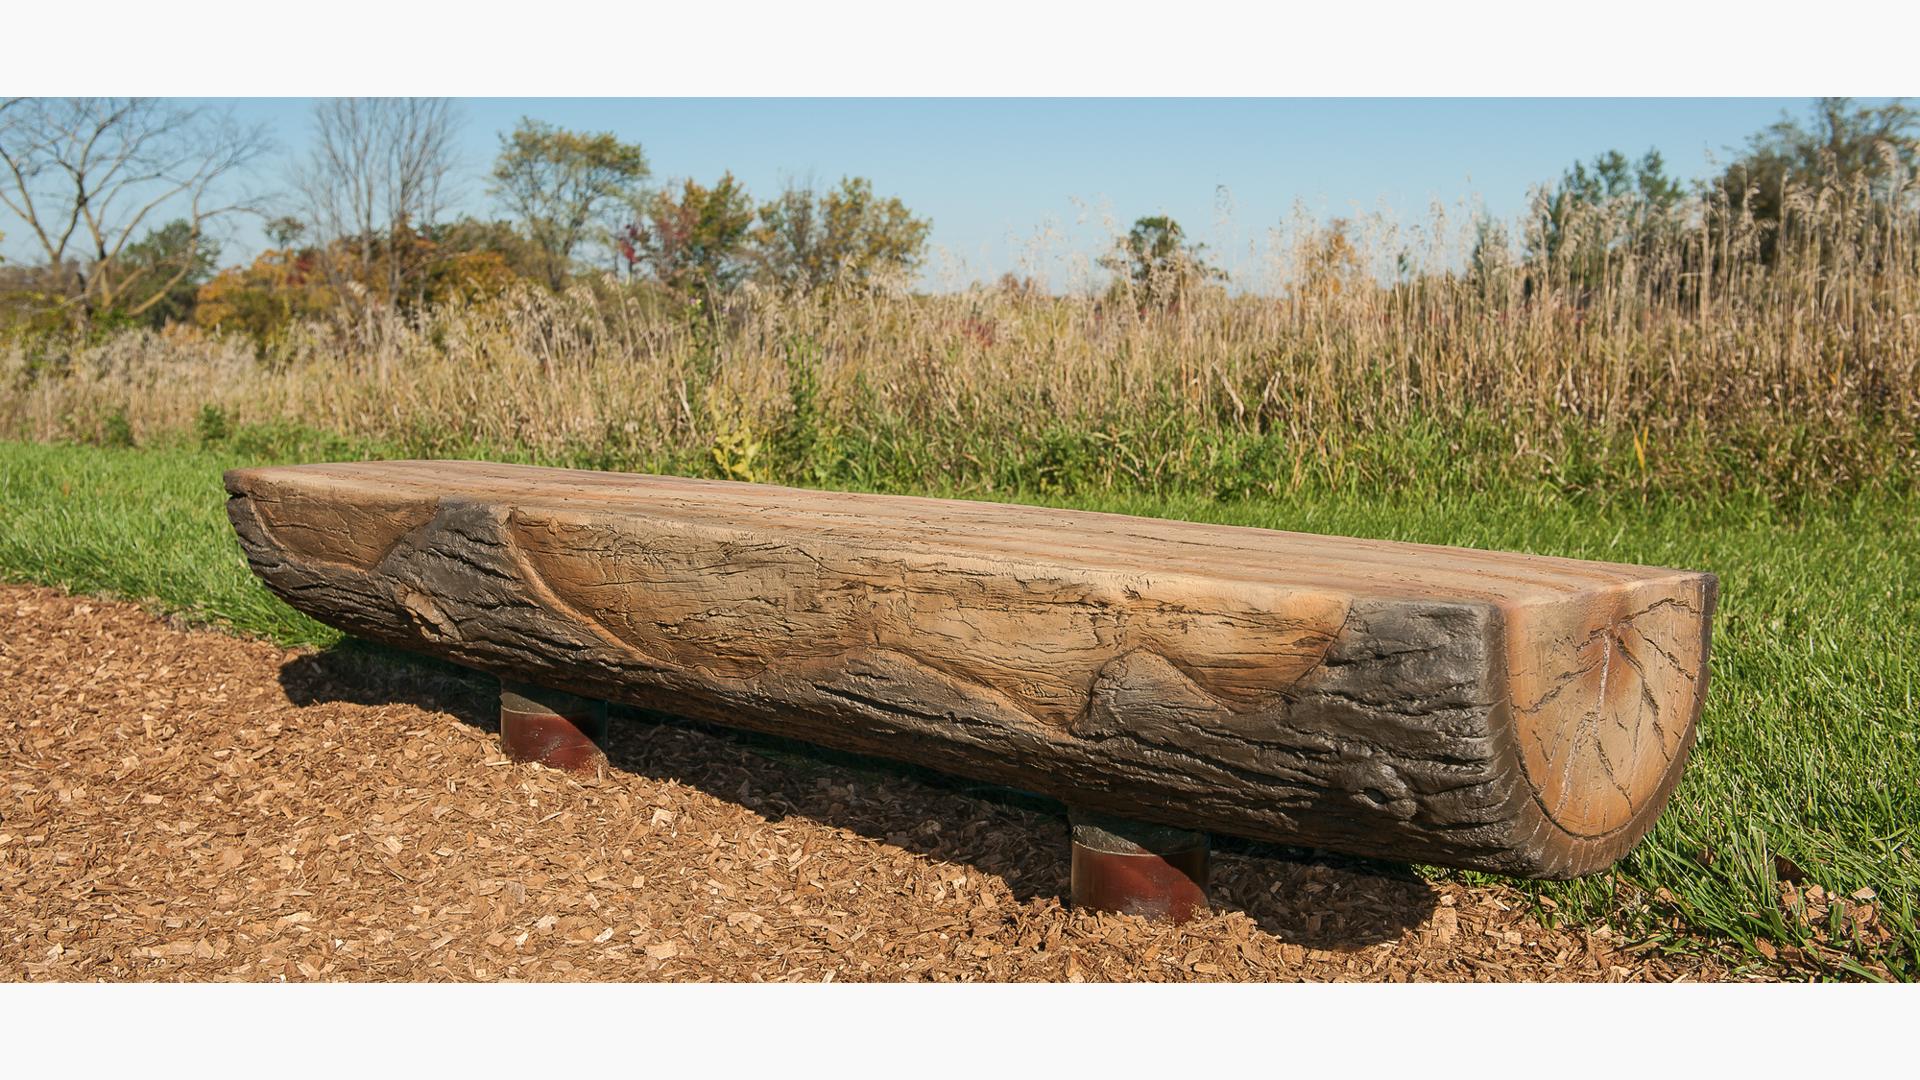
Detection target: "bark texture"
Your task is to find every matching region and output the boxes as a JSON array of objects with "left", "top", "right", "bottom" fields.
[{"left": 225, "top": 461, "right": 1718, "bottom": 878}]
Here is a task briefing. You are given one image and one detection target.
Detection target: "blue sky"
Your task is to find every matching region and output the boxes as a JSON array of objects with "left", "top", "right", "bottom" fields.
[{"left": 10, "top": 98, "right": 1836, "bottom": 287}]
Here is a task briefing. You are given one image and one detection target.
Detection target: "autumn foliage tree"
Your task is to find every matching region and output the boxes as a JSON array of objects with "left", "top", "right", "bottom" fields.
[
  {"left": 621, "top": 173, "right": 757, "bottom": 298},
  {"left": 192, "top": 246, "right": 338, "bottom": 345},
  {"left": 193, "top": 217, "right": 531, "bottom": 346},
  {"left": 1295, "top": 217, "right": 1366, "bottom": 300}
]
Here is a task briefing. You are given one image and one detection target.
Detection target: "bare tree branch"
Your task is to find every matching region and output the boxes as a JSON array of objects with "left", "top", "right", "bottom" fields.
[
  {"left": 0, "top": 97, "right": 271, "bottom": 318},
  {"left": 293, "top": 97, "right": 462, "bottom": 311}
]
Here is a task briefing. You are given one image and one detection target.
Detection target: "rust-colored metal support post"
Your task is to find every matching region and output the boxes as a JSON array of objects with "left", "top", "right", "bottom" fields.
[
  {"left": 499, "top": 680, "right": 609, "bottom": 774},
  {"left": 1069, "top": 809, "right": 1210, "bottom": 923}
]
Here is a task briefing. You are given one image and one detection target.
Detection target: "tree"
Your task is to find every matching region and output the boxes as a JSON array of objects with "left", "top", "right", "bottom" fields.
[
  {"left": 193, "top": 246, "right": 337, "bottom": 347},
  {"left": 1297, "top": 217, "right": 1366, "bottom": 298},
  {"left": 1710, "top": 97, "right": 1920, "bottom": 263},
  {"left": 1465, "top": 217, "right": 1520, "bottom": 305},
  {"left": 114, "top": 219, "right": 220, "bottom": 326},
  {"left": 1539, "top": 150, "right": 1683, "bottom": 253},
  {"left": 622, "top": 173, "right": 756, "bottom": 298},
  {"left": 294, "top": 97, "right": 462, "bottom": 311},
  {"left": 1099, "top": 215, "right": 1225, "bottom": 308},
  {"left": 751, "top": 176, "right": 931, "bottom": 294},
  {"left": 264, "top": 215, "right": 307, "bottom": 249},
  {"left": 490, "top": 118, "right": 649, "bottom": 290},
  {"left": 426, "top": 217, "right": 548, "bottom": 283},
  {"left": 1525, "top": 148, "right": 1686, "bottom": 298},
  {"left": 0, "top": 97, "right": 269, "bottom": 321},
  {"left": 194, "top": 218, "right": 534, "bottom": 348}
]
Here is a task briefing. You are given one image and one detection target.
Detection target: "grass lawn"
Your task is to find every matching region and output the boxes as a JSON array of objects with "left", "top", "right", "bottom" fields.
[{"left": 2, "top": 437, "right": 1914, "bottom": 978}]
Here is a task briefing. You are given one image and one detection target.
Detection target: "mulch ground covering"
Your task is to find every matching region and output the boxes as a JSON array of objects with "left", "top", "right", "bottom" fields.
[{"left": 2, "top": 583, "right": 1777, "bottom": 982}]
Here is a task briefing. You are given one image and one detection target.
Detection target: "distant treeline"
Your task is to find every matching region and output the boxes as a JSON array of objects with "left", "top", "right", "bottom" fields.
[
  {"left": 0, "top": 100, "right": 934, "bottom": 341},
  {"left": 2, "top": 97, "right": 1916, "bottom": 345}
]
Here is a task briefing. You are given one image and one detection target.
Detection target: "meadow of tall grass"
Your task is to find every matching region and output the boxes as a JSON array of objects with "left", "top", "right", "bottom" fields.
[{"left": 4, "top": 173, "right": 1916, "bottom": 503}]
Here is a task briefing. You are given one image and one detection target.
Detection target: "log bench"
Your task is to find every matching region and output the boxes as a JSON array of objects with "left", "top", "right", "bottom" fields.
[{"left": 225, "top": 461, "right": 1717, "bottom": 919}]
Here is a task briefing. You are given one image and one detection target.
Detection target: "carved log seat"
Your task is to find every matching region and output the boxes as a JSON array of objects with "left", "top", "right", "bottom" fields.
[{"left": 225, "top": 461, "right": 1717, "bottom": 879}]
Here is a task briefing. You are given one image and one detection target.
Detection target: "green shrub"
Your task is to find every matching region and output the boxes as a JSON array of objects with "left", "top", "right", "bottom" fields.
[
  {"left": 101, "top": 407, "right": 135, "bottom": 449},
  {"left": 196, "top": 404, "right": 231, "bottom": 448}
]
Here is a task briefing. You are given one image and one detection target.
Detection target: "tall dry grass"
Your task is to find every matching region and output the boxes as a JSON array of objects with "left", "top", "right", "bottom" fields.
[{"left": 5, "top": 172, "right": 1916, "bottom": 500}]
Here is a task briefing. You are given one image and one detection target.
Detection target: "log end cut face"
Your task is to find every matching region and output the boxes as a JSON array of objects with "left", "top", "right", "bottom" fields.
[{"left": 1503, "top": 571, "right": 1717, "bottom": 865}]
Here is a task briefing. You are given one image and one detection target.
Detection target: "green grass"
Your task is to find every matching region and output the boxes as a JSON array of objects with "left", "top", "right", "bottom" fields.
[
  {"left": 2, "top": 436, "right": 1914, "bottom": 978},
  {"left": 0, "top": 438, "right": 341, "bottom": 645}
]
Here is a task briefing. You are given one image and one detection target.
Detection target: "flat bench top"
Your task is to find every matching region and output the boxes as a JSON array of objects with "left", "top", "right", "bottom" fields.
[{"left": 232, "top": 460, "right": 1698, "bottom": 608}]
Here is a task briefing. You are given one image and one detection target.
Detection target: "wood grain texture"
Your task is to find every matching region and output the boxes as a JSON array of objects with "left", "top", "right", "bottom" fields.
[{"left": 224, "top": 461, "right": 1718, "bottom": 878}]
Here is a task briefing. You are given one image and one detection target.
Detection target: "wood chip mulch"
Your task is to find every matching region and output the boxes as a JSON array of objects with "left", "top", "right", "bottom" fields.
[{"left": 1, "top": 583, "right": 1776, "bottom": 982}]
